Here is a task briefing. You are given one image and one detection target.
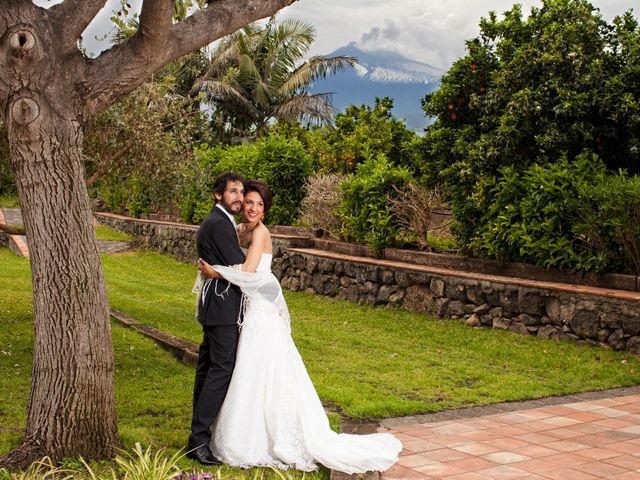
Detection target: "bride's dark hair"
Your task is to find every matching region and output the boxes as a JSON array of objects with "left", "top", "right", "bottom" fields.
[{"left": 245, "top": 180, "right": 273, "bottom": 216}]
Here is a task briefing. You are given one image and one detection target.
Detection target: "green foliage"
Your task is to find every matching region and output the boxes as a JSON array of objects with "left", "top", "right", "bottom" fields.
[
  {"left": 113, "top": 443, "right": 183, "bottom": 480},
  {"left": 468, "top": 154, "right": 640, "bottom": 274},
  {"left": 338, "top": 155, "right": 412, "bottom": 253},
  {"left": 180, "top": 134, "right": 313, "bottom": 225},
  {"left": 315, "top": 98, "right": 419, "bottom": 174},
  {"left": 197, "top": 17, "right": 356, "bottom": 141},
  {"left": 421, "top": 0, "right": 640, "bottom": 271},
  {"left": 84, "top": 78, "right": 209, "bottom": 217}
]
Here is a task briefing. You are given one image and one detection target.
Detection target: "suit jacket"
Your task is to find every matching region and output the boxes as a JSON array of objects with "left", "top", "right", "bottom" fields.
[{"left": 196, "top": 206, "right": 245, "bottom": 326}]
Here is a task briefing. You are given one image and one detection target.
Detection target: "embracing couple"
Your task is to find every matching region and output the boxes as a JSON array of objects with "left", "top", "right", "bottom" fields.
[{"left": 187, "top": 172, "right": 402, "bottom": 474}]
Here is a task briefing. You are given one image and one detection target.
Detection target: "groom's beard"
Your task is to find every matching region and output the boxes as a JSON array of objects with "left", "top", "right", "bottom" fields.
[{"left": 220, "top": 199, "right": 243, "bottom": 215}]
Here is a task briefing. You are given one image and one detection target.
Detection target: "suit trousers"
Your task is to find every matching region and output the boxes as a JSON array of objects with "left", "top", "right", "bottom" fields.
[{"left": 189, "top": 324, "right": 240, "bottom": 448}]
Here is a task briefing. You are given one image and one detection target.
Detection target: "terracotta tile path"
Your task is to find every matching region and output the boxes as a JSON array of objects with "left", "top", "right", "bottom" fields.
[{"left": 381, "top": 388, "right": 640, "bottom": 479}]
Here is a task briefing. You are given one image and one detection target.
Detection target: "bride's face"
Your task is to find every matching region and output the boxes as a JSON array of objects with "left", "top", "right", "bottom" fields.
[{"left": 243, "top": 191, "right": 265, "bottom": 224}]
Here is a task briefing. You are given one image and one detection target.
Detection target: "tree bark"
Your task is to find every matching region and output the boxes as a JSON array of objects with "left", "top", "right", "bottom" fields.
[
  {"left": 0, "top": 0, "right": 297, "bottom": 469},
  {"left": 0, "top": 4, "right": 117, "bottom": 467}
]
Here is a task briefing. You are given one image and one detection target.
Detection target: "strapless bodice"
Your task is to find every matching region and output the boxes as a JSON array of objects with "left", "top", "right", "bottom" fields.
[{"left": 256, "top": 253, "right": 273, "bottom": 272}]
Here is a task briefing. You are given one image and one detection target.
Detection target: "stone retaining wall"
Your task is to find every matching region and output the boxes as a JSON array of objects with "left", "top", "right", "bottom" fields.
[
  {"left": 95, "top": 212, "right": 640, "bottom": 354},
  {"left": 273, "top": 250, "right": 640, "bottom": 354}
]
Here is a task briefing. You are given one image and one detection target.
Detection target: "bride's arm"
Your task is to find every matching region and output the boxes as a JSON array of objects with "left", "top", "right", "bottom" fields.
[
  {"left": 198, "top": 226, "right": 269, "bottom": 278},
  {"left": 240, "top": 226, "right": 268, "bottom": 273}
]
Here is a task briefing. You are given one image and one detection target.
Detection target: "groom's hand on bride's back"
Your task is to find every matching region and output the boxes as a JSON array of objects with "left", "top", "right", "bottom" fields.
[{"left": 198, "top": 258, "right": 220, "bottom": 279}]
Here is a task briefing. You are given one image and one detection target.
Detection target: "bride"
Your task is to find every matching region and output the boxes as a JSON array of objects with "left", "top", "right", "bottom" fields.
[{"left": 197, "top": 180, "right": 402, "bottom": 474}]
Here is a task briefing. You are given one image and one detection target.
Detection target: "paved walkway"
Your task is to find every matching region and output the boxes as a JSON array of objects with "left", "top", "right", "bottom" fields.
[{"left": 381, "top": 389, "right": 640, "bottom": 479}]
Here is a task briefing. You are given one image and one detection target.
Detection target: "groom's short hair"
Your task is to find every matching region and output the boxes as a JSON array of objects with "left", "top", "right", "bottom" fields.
[{"left": 213, "top": 172, "right": 246, "bottom": 202}]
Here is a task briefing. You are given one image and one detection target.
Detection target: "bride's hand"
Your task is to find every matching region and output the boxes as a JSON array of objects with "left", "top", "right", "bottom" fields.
[{"left": 198, "top": 258, "right": 221, "bottom": 279}]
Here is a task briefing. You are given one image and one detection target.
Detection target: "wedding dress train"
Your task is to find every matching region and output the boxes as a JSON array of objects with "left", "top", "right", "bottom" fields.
[{"left": 209, "top": 253, "right": 402, "bottom": 474}]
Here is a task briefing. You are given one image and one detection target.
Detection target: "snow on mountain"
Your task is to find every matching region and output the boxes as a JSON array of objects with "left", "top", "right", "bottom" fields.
[{"left": 311, "top": 43, "right": 443, "bottom": 131}]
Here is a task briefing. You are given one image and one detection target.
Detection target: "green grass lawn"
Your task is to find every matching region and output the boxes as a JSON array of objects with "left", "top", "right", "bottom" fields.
[
  {"left": 0, "top": 248, "right": 326, "bottom": 479},
  {"left": 0, "top": 194, "right": 19, "bottom": 209},
  {"left": 3, "top": 246, "right": 640, "bottom": 476},
  {"left": 95, "top": 224, "right": 133, "bottom": 242},
  {"left": 100, "top": 250, "right": 640, "bottom": 419}
]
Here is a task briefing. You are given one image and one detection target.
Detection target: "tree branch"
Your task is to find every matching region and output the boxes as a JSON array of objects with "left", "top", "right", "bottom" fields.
[
  {"left": 79, "top": 0, "right": 297, "bottom": 118},
  {"left": 166, "top": 0, "right": 298, "bottom": 61},
  {"left": 49, "top": 0, "right": 109, "bottom": 48}
]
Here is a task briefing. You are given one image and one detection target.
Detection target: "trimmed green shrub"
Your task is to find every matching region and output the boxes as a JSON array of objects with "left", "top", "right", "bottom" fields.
[
  {"left": 469, "top": 153, "right": 640, "bottom": 273},
  {"left": 179, "top": 134, "right": 313, "bottom": 226},
  {"left": 339, "top": 154, "right": 413, "bottom": 254}
]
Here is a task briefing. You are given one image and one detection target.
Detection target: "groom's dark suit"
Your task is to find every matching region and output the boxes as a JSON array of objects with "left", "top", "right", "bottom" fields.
[{"left": 189, "top": 205, "right": 244, "bottom": 450}]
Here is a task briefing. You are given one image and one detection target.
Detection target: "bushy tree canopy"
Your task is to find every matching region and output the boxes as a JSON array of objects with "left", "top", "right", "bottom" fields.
[{"left": 421, "top": 0, "right": 640, "bottom": 252}]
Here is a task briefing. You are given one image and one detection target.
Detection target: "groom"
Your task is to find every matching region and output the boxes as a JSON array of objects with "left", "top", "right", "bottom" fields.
[{"left": 187, "top": 172, "right": 246, "bottom": 465}]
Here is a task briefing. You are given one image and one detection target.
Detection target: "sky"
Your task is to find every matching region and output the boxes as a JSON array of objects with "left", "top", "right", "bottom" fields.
[{"left": 36, "top": 0, "right": 635, "bottom": 70}]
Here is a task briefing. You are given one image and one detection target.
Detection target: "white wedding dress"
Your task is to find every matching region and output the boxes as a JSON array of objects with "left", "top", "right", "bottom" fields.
[{"left": 209, "top": 253, "right": 402, "bottom": 474}]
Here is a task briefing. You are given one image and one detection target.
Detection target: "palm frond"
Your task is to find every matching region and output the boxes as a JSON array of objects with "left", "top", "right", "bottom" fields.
[
  {"left": 272, "top": 92, "right": 335, "bottom": 125},
  {"left": 279, "top": 55, "right": 358, "bottom": 94},
  {"left": 199, "top": 79, "right": 260, "bottom": 118}
]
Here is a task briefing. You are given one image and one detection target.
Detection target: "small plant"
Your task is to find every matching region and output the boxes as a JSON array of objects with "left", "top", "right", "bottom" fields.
[
  {"left": 299, "top": 173, "right": 345, "bottom": 238},
  {"left": 114, "top": 443, "right": 184, "bottom": 480},
  {"left": 339, "top": 154, "right": 412, "bottom": 253},
  {"left": 389, "top": 183, "right": 447, "bottom": 250},
  {"left": 0, "top": 457, "right": 73, "bottom": 480}
]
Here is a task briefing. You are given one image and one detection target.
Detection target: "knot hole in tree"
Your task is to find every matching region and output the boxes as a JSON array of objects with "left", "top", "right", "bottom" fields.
[
  {"left": 10, "top": 30, "right": 36, "bottom": 51},
  {"left": 11, "top": 97, "right": 40, "bottom": 126}
]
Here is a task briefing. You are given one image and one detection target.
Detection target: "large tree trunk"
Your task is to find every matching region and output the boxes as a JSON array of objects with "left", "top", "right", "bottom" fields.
[
  {"left": 5, "top": 105, "right": 118, "bottom": 467},
  {"left": 0, "top": 7, "right": 117, "bottom": 468}
]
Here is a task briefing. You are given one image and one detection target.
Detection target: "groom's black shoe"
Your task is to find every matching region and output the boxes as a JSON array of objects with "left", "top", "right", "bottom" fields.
[{"left": 186, "top": 445, "right": 222, "bottom": 465}]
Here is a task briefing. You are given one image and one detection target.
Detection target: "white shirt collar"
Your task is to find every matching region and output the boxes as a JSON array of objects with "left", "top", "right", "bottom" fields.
[{"left": 216, "top": 203, "right": 237, "bottom": 226}]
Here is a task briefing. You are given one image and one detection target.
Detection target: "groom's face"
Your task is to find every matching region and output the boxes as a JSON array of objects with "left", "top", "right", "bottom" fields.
[{"left": 216, "top": 180, "right": 245, "bottom": 215}]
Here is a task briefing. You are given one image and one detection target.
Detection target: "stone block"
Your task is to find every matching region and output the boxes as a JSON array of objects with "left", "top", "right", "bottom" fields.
[
  {"left": 318, "top": 258, "right": 334, "bottom": 273},
  {"left": 569, "top": 310, "right": 600, "bottom": 339},
  {"left": 537, "top": 325, "right": 560, "bottom": 340},
  {"left": 608, "top": 329, "right": 627, "bottom": 350},
  {"left": 466, "top": 285, "right": 486, "bottom": 305},
  {"left": 473, "top": 303, "right": 492, "bottom": 315},
  {"left": 430, "top": 278, "right": 446, "bottom": 297},
  {"left": 509, "top": 321, "right": 530, "bottom": 336},
  {"left": 621, "top": 316, "right": 640, "bottom": 336},
  {"left": 516, "top": 313, "right": 540, "bottom": 326},
  {"left": 380, "top": 269, "right": 395, "bottom": 284},
  {"left": 409, "top": 272, "right": 431, "bottom": 285},
  {"left": 518, "top": 289, "right": 546, "bottom": 316},
  {"left": 362, "top": 281, "right": 379, "bottom": 295},
  {"left": 376, "top": 284, "right": 396, "bottom": 303},
  {"left": 545, "top": 297, "right": 562, "bottom": 325},
  {"left": 446, "top": 283, "right": 467, "bottom": 301},
  {"left": 627, "top": 336, "right": 640, "bottom": 356},
  {"left": 493, "top": 317, "right": 512, "bottom": 330},
  {"left": 500, "top": 290, "right": 519, "bottom": 313},
  {"left": 598, "top": 328, "right": 612, "bottom": 343},
  {"left": 389, "top": 290, "right": 405, "bottom": 306},
  {"left": 394, "top": 271, "right": 411, "bottom": 288},
  {"left": 463, "top": 304, "right": 476, "bottom": 314},
  {"left": 484, "top": 290, "right": 500, "bottom": 306},
  {"left": 448, "top": 300, "right": 466, "bottom": 317},
  {"left": 404, "top": 285, "right": 435, "bottom": 314},
  {"left": 435, "top": 298, "right": 450, "bottom": 318},
  {"left": 466, "top": 314, "right": 481, "bottom": 327}
]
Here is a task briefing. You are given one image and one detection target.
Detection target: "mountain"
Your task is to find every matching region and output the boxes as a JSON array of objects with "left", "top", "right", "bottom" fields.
[{"left": 311, "top": 44, "right": 443, "bottom": 132}]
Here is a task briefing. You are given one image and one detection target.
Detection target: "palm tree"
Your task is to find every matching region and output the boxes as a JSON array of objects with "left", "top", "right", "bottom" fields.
[{"left": 194, "top": 17, "right": 357, "bottom": 141}]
